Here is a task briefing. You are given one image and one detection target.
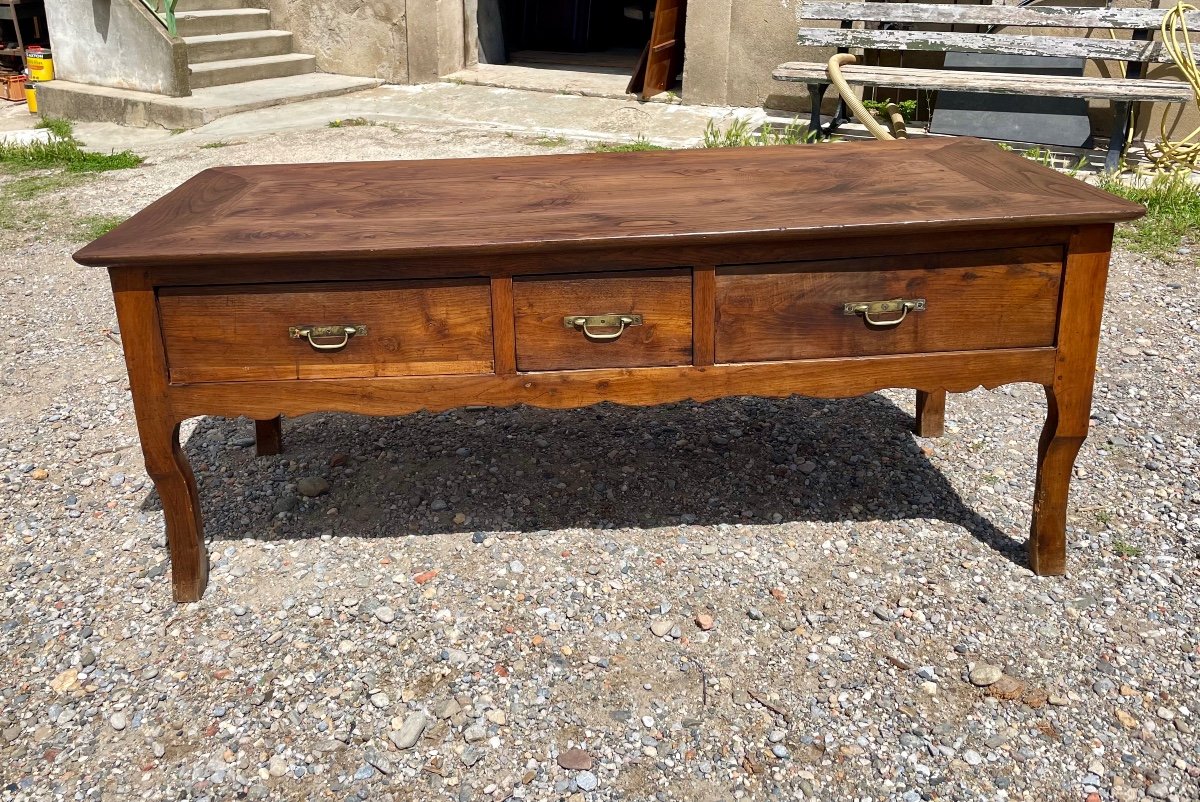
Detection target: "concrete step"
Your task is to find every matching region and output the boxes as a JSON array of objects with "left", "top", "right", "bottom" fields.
[
  {"left": 189, "top": 53, "right": 316, "bottom": 88},
  {"left": 37, "top": 74, "right": 383, "bottom": 130},
  {"left": 174, "top": 0, "right": 247, "bottom": 10},
  {"left": 176, "top": 8, "right": 272, "bottom": 37},
  {"left": 185, "top": 30, "right": 294, "bottom": 63}
]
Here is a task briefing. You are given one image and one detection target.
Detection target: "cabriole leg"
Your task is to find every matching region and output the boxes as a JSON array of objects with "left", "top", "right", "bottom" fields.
[
  {"left": 143, "top": 420, "right": 209, "bottom": 602},
  {"left": 1029, "top": 386, "right": 1087, "bottom": 576}
]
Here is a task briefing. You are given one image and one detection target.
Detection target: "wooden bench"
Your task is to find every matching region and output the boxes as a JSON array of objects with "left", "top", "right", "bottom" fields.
[{"left": 774, "top": 1, "right": 1197, "bottom": 170}]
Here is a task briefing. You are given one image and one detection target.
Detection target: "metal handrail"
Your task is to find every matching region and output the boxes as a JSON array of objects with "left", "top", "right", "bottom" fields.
[{"left": 138, "top": 0, "right": 180, "bottom": 37}]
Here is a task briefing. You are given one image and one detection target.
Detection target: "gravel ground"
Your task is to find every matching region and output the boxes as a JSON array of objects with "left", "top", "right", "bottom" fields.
[{"left": 1, "top": 123, "right": 1198, "bottom": 802}]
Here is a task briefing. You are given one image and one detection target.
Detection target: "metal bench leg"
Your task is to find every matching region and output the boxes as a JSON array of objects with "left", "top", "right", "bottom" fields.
[
  {"left": 1106, "top": 100, "right": 1131, "bottom": 173},
  {"left": 807, "top": 83, "right": 829, "bottom": 138}
]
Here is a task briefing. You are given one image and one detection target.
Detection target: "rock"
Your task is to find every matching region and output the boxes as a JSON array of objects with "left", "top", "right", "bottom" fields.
[
  {"left": 779, "top": 617, "right": 799, "bottom": 632},
  {"left": 433, "top": 699, "right": 461, "bottom": 719},
  {"left": 747, "top": 608, "right": 764, "bottom": 621},
  {"left": 30, "top": 468, "right": 49, "bottom": 481},
  {"left": 969, "top": 663, "right": 1004, "bottom": 687},
  {"left": 3, "top": 726, "right": 20, "bottom": 743},
  {"left": 110, "top": 713, "right": 127, "bottom": 731},
  {"left": 771, "top": 744, "right": 789, "bottom": 759},
  {"left": 1115, "top": 709, "right": 1139, "bottom": 729},
  {"left": 920, "top": 681, "right": 938, "bottom": 697},
  {"left": 414, "top": 570, "right": 438, "bottom": 585},
  {"left": 463, "top": 723, "right": 487, "bottom": 743},
  {"left": 575, "top": 771, "right": 598, "bottom": 791},
  {"left": 374, "top": 606, "right": 395, "bottom": 624},
  {"left": 873, "top": 606, "right": 897, "bottom": 622},
  {"left": 962, "top": 750, "right": 982, "bottom": 766},
  {"left": 460, "top": 746, "right": 484, "bottom": 767},
  {"left": 430, "top": 499, "right": 448, "bottom": 511},
  {"left": 695, "top": 614, "right": 714, "bottom": 631},
  {"left": 370, "top": 692, "right": 390, "bottom": 709},
  {"left": 650, "top": 619, "right": 673, "bottom": 638},
  {"left": 798, "top": 461, "right": 817, "bottom": 474},
  {"left": 80, "top": 648, "right": 96, "bottom": 667},
  {"left": 987, "top": 675, "right": 1026, "bottom": 701},
  {"left": 297, "top": 477, "right": 330, "bottom": 497},
  {"left": 557, "top": 747, "right": 593, "bottom": 770},
  {"left": 268, "top": 755, "right": 288, "bottom": 777},
  {"left": 353, "top": 764, "right": 374, "bottom": 781},
  {"left": 50, "top": 669, "right": 79, "bottom": 694},
  {"left": 389, "top": 714, "right": 428, "bottom": 750},
  {"left": 1147, "top": 783, "right": 1170, "bottom": 799},
  {"left": 453, "top": 513, "right": 467, "bottom": 525},
  {"left": 365, "top": 749, "right": 392, "bottom": 775}
]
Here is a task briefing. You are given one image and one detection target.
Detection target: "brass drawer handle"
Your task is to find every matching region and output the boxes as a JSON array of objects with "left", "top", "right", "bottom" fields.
[
  {"left": 563, "top": 314, "right": 643, "bottom": 341},
  {"left": 289, "top": 324, "right": 368, "bottom": 351},
  {"left": 843, "top": 298, "right": 925, "bottom": 328}
]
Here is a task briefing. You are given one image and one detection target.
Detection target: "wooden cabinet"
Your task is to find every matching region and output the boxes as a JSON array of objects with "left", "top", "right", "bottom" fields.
[{"left": 74, "top": 138, "right": 1143, "bottom": 602}]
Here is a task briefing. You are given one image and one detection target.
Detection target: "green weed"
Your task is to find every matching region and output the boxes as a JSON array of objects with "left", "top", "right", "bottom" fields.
[
  {"left": 533, "top": 135, "right": 569, "bottom": 147},
  {"left": 328, "top": 117, "right": 371, "bottom": 128},
  {"left": 702, "top": 118, "right": 824, "bottom": 148},
  {"left": 0, "top": 138, "right": 142, "bottom": 173},
  {"left": 590, "top": 137, "right": 668, "bottom": 153},
  {"left": 1112, "top": 540, "right": 1143, "bottom": 558},
  {"left": 1097, "top": 170, "right": 1200, "bottom": 256},
  {"left": 34, "top": 117, "right": 75, "bottom": 141},
  {"left": 200, "top": 141, "right": 232, "bottom": 149},
  {"left": 861, "top": 98, "right": 918, "bottom": 122}
]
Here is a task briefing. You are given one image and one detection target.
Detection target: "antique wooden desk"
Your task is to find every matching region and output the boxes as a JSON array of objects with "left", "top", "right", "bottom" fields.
[{"left": 74, "top": 138, "right": 1143, "bottom": 602}]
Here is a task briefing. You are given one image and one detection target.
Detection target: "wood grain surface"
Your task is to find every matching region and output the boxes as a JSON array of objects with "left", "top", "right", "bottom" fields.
[
  {"left": 799, "top": 1, "right": 1197, "bottom": 29},
  {"left": 159, "top": 279, "right": 493, "bottom": 383},
  {"left": 714, "top": 247, "right": 1063, "bottom": 362},
  {"left": 73, "top": 139, "right": 1144, "bottom": 270},
  {"left": 514, "top": 270, "right": 692, "bottom": 371}
]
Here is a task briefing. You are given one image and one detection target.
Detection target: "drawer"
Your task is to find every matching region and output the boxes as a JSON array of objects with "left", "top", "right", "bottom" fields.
[
  {"left": 159, "top": 279, "right": 493, "bottom": 383},
  {"left": 513, "top": 269, "right": 692, "bottom": 371},
  {"left": 715, "top": 246, "right": 1062, "bottom": 362}
]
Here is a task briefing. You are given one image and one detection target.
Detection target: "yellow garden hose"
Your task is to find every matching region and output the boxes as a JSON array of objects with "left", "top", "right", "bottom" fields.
[
  {"left": 825, "top": 53, "right": 908, "bottom": 141},
  {"left": 1143, "top": 1, "right": 1200, "bottom": 171}
]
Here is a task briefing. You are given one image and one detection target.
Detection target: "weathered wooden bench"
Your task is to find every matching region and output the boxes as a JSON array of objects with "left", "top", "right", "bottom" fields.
[{"left": 774, "top": 2, "right": 1197, "bottom": 170}]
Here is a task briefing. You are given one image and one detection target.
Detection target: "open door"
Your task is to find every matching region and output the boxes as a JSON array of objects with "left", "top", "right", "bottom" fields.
[{"left": 627, "top": 0, "right": 687, "bottom": 100}]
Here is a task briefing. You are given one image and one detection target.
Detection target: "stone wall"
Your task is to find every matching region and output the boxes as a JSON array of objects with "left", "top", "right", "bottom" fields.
[
  {"left": 252, "top": 0, "right": 410, "bottom": 83},
  {"left": 44, "top": 0, "right": 189, "bottom": 96}
]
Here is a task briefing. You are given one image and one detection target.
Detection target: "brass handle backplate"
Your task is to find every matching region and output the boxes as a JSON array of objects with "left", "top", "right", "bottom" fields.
[
  {"left": 289, "top": 324, "right": 368, "bottom": 351},
  {"left": 562, "top": 314, "right": 643, "bottom": 341},
  {"left": 843, "top": 298, "right": 925, "bottom": 328}
]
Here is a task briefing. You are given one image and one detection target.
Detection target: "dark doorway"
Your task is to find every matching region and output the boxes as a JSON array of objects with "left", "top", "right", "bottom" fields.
[{"left": 480, "top": 0, "right": 685, "bottom": 99}]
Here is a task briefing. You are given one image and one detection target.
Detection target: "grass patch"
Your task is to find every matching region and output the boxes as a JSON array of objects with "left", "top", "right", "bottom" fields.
[
  {"left": 861, "top": 98, "right": 917, "bottom": 122},
  {"left": 200, "top": 141, "right": 232, "bottom": 149},
  {"left": 77, "top": 213, "right": 127, "bottom": 241},
  {"left": 35, "top": 117, "right": 75, "bottom": 141},
  {"left": 328, "top": 117, "right": 371, "bottom": 128},
  {"left": 0, "top": 138, "right": 142, "bottom": 173},
  {"left": 1112, "top": 540, "right": 1143, "bottom": 558},
  {"left": 703, "top": 118, "right": 824, "bottom": 148},
  {"left": 533, "top": 135, "right": 569, "bottom": 147},
  {"left": 1097, "top": 170, "right": 1200, "bottom": 256},
  {"left": 590, "top": 137, "right": 667, "bottom": 153}
]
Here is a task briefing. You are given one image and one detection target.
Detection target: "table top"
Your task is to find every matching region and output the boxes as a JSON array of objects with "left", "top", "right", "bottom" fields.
[{"left": 74, "top": 137, "right": 1143, "bottom": 269}]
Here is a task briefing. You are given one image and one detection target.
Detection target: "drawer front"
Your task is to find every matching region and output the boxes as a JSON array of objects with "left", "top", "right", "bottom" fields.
[
  {"left": 514, "top": 270, "right": 692, "bottom": 371},
  {"left": 715, "top": 246, "right": 1062, "bottom": 362},
  {"left": 159, "top": 279, "right": 493, "bottom": 383}
]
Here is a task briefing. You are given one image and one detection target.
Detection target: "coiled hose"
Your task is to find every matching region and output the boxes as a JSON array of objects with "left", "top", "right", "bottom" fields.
[
  {"left": 1144, "top": 1, "right": 1200, "bottom": 171},
  {"left": 825, "top": 53, "right": 908, "bottom": 141}
]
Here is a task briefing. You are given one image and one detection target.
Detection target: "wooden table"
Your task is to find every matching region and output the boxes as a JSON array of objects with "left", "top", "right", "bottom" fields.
[{"left": 74, "top": 138, "right": 1143, "bottom": 602}]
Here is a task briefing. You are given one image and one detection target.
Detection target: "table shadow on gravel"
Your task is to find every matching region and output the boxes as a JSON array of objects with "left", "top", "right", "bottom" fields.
[{"left": 141, "top": 395, "right": 1027, "bottom": 565}]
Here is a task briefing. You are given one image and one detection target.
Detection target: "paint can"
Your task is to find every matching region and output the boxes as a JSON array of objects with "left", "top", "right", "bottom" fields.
[{"left": 26, "top": 47, "right": 53, "bottom": 82}]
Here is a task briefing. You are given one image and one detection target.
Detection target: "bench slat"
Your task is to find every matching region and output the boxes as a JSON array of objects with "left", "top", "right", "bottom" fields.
[
  {"left": 797, "top": 27, "right": 1172, "bottom": 63},
  {"left": 799, "top": 1, "right": 1199, "bottom": 30},
  {"left": 773, "top": 62, "right": 1194, "bottom": 103}
]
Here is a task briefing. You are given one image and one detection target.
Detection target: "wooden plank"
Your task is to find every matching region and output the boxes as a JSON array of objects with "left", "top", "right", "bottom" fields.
[
  {"left": 72, "top": 140, "right": 1143, "bottom": 270},
  {"left": 798, "top": 1, "right": 1196, "bottom": 30},
  {"left": 513, "top": 269, "right": 693, "bottom": 372},
  {"left": 915, "top": 390, "right": 945, "bottom": 438},
  {"left": 166, "top": 348, "right": 1058, "bottom": 421},
  {"left": 795, "top": 28, "right": 1173, "bottom": 63},
  {"left": 774, "top": 62, "right": 1194, "bottom": 103},
  {"left": 159, "top": 279, "right": 494, "bottom": 383},
  {"left": 692, "top": 265, "right": 715, "bottom": 367},
  {"left": 714, "top": 247, "right": 1062, "bottom": 362},
  {"left": 638, "top": 0, "right": 687, "bottom": 100}
]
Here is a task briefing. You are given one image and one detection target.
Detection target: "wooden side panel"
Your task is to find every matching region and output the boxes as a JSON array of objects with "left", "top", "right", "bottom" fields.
[
  {"left": 514, "top": 269, "right": 692, "bottom": 371},
  {"left": 159, "top": 279, "right": 493, "bottom": 383},
  {"left": 715, "top": 247, "right": 1062, "bottom": 362}
]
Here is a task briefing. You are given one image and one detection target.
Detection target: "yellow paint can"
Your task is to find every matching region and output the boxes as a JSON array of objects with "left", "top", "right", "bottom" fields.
[
  {"left": 26, "top": 48, "right": 53, "bottom": 82},
  {"left": 25, "top": 82, "right": 37, "bottom": 114}
]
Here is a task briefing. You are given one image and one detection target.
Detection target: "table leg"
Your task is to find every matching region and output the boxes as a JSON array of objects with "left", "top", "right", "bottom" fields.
[
  {"left": 111, "top": 268, "right": 209, "bottom": 602},
  {"left": 143, "top": 419, "right": 209, "bottom": 602},
  {"left": 1028, "top": 224, "right": 1112, "bottom": 576},
  {"left": 914, "top": 390, "right": 945, "bottom": 438},
  {"left": 255, "top": 416, "right": 283, "bottom": 457}
]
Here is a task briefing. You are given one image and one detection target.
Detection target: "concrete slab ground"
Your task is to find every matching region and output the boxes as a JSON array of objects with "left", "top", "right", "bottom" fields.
[{"left": 444, "top": 63, "right": 673, "bottom": 104}]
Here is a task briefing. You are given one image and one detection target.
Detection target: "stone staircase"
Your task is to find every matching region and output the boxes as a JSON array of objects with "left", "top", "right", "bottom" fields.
[
  {"left": 175, "top": 0, "right": 317, "bottom": 89},
  {"left": 38, "top": 0, "right": 380, "bottom": 129}
]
